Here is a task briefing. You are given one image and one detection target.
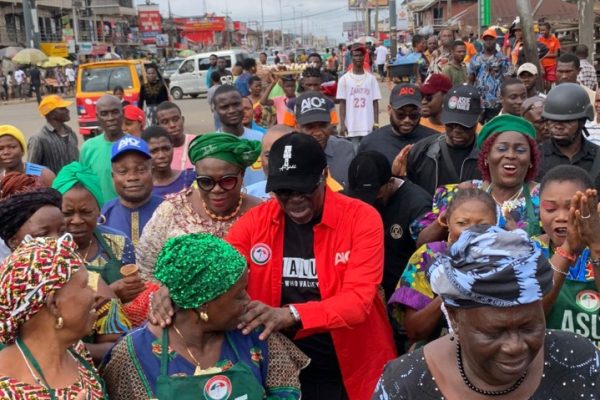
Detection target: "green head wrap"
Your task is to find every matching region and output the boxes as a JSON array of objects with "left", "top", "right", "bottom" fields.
[
  {"left": 477, "top": 114, "right": 537, "bottom": 149},
  {"left": 188, "top": 133, "right": 261, "bottom": 168},
  {"left": 154, "top": 233, "right": 247, "bottom": 309},
  {"left": 52, "top": 161, "right": 104, "bottom": 208}
]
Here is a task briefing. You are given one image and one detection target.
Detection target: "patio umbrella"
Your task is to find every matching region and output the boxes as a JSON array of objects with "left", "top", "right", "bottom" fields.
[
  {"left": 354, "top": 35, "right": 379, "bottom": 45},
  {"left": 38, "top": 56, "right": 72, "bottom": 68},
  {"left": 103, "top": 52, "right": 121, "bottom": 60},
  {"left": 0, "top": 46, "right": 23, "bottom": 59},
  {"left": 12, "top": 48, "right": 48, "bottom": 65},
  {"left": 178, "top": 49, "right": 196, "bottom": 57}
]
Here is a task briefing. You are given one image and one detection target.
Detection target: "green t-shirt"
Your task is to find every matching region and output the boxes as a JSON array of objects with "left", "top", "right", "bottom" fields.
[
  {"left": 80, "top": 133, "right": 118, "bottom": 201},
  {"left": 442, "top": 63, "right": 468, "bottom": 87}
]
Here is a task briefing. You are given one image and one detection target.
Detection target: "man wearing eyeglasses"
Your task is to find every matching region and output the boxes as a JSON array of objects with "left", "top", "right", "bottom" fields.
[
  {"left": 406, "top": 84, "right": 483, "bottom": 196},
  {"left": 226, "top": 133, "right": 397, "bottom": 400},
  {"left": 419, "top": 74, "right": 453, "bottom": 133},
  {"left": 358, "top": 83, "right": 437, "bottom": 165}
]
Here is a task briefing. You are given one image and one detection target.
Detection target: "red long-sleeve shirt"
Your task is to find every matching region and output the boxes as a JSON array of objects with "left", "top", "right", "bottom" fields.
[{"left": 226, "top": 188, "right": 397, "bottom": 399}]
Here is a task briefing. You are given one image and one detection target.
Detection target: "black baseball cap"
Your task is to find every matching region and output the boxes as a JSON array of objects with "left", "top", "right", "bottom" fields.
[
  {"left": 346, "top": 151, "right": 391, "bottom": 205},
  {"left": 440, "top": 84, "right": 483, "bottom": 128},
  {"left": 390, "top": 83, "right": 422, "bottom": 109},
  {"left": 295, "top": 92, "right": 331, "bottom": 126},
  {"left": 266, "top": 133, "right": 327, "bottom": 194}
]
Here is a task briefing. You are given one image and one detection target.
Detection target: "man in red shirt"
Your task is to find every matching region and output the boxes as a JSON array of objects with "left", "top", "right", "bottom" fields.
[
  {"left": 228, "top": 133, "right": 396, "bottom": 399},
  {"left": 538, "top": 22, "right": 561, "bottom": 91}
]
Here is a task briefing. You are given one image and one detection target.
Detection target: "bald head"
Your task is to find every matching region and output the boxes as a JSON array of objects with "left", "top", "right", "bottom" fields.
[
  {"left": 261, "top": 125, "right": 294, "bottom": 174},
  {"left": 96, "top": 94, "right": 124, "bottom": 139}
]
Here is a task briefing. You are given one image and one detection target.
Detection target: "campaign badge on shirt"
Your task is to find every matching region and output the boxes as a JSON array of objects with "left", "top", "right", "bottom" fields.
[
  {"left": 204, "top": 375, "right": 232, "bottom": 400},
  {"left": 251, "top": 243, "right": 271, "bottom": 265}
]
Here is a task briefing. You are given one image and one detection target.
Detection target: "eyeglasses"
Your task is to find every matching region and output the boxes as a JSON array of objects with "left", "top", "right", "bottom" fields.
[
  {"left": 273, "top": 177, "right": 323, "bottom": 200},
  {"left": 423, "top": 94, "right": 434, "bottom": 102},
  {"left": 395, "top": 111, "right": 421, "bottom": 121},
  {"left": 195, "top": 174, "right": 240, "bottom": 192}
]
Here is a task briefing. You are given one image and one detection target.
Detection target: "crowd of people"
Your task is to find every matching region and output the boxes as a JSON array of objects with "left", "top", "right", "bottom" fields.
[{"left": 0, "top": 23, "right": 598, "bottom": 400}]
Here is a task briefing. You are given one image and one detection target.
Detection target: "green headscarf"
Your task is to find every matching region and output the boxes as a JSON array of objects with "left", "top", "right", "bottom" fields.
[
  {"left": 154, "top": 233, "right": 247, "bottom": 309},
  {"left": 477, "top": 114, "right": 537, "bottom": 148},
  {"left": 188, "top": 133, "right": 261, "bottom": 168},
  {"left": 52, "top": 161, "right": 105, "bottom": 208}
]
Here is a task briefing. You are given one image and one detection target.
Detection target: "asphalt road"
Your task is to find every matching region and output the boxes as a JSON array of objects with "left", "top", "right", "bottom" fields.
[{"left": 1, "top": 81, "right": 391, "bottom": 145}]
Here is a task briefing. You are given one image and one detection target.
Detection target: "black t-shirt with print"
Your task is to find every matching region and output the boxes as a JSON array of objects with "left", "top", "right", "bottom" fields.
[{"left": 281, "top": 215, "right": 342, "bottom": 383}]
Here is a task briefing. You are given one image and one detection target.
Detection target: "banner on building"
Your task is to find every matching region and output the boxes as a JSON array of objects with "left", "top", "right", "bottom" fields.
[
  {"left": 138, "top": 5, "right": 163, "bottom": 44},
  {"left": 348, "top": 0, "right": 389, "bottom": 10},
  {"left": 174, "top": 17, "right": 226, "bottom": 32},
  {"left": 397, "top": 6, "right": 409, "bottom": 31},
  {"left": 155, "top": 34, "right": 169, "bottom": 47},
  {"left": 39, "top": 42, "right": 69, "bottom": 57}
]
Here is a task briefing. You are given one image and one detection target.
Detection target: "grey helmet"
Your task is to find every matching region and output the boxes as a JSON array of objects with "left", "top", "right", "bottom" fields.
[{"left": 542, "top": 83, "right": 594, "bottom": 121}]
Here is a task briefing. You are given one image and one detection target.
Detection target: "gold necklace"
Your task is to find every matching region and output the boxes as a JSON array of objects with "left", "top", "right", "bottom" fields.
[
  {"left": 81, "top": 239, "right": 94, "bottom": 262},
  {"left": 488, "top": 184, "right": 524, "bottom": 206},
  {"left": 172, "top": 324, "right": 221, "bottom": 376},
  {"left": 202, "top": 195, "right": 244, "bottom": 222}
]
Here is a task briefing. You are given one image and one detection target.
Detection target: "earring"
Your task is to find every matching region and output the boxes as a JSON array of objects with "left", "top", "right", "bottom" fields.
[
  {"left": 529, "top": 163, "right": 533, "bottom": 168},
  {"left": 484, "top": 160, "right": 488, "bottom": 166},
  {"left": 55, "top": 316, "right": 64, "bottom": 329},
  {"left": 97, "top": 214, "right": 107, "bottom": 225},
  {"left": 200, "top": 312, "right": 209, "bottom": 322}
]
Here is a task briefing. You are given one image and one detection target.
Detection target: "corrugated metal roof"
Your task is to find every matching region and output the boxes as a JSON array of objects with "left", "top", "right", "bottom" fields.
[{"left": 454, "top": 0, "right": 579, "bottom": 27}]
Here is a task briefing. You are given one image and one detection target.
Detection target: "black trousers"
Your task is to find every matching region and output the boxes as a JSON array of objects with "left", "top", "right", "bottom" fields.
[{"left": 300, "top": 369, "right": 349, "bottom": 400}]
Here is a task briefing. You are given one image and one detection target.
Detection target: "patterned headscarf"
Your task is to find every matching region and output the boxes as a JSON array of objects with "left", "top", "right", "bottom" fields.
[
  {"left": 154, "top": 233, "right": 247, "bottom": 309},
  {"left": 187, "top": 133, "right": 261, "bottom": 168},
  {"left": 0, "top": 235, "right": 83, "bottom": 344},
  {"left": 429, "top": 225, "right": 552, "bottom": 308}
]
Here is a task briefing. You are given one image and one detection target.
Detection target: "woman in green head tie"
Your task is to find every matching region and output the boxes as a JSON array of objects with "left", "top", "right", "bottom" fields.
[
  {"left": 413, "top": 114, "right": 542, "bottom": 244},
  {"left": 52, "top": 161, "right": 144, "bottom": 304},
  {"left": 103, "top": 233, "right": 308, "bottom": 400},
  {"left": 136, "top": 132, "right": 263, "bottom": 281}
]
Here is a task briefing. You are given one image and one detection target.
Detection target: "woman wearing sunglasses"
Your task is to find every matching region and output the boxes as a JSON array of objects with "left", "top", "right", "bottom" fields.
[{"left": 137, "top": 132, "right": 262, "bottom": 282}]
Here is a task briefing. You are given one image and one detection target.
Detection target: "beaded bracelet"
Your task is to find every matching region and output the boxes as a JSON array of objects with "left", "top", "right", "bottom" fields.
[{"left": 555, "top": 246, "right": 577, "bottom": 262}]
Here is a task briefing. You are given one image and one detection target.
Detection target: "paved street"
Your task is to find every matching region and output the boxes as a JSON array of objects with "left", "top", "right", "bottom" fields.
[{"left": 0, "top": 82, "right": 391, "bottom": 144}]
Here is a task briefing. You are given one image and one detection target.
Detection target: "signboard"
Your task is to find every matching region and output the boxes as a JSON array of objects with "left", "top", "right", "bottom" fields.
[
  {"left": 397, "top": 6, "right": 409, "bottom": 31},
  {"left": 480, "top": 0, "right": 491, "bottom": 27},
  {"left": 174, "top": 17, "right": 226, "bottom": 32},
  {"left": 138, "top": 6, "right": 162, "bottom": 44},
  {"left": 234, "top": 21, "right": 247, "bottom": 35},
  {"left": 348, "top": 0, "right": 388, "bottom": 10},
  {"left": 79, "top": 42, "right": 93, "bottom": 55},
  {"left": 155, "top": 34, "right": 169, "bottom": 47},
  {"left": 40, "top": 42, "right": 69, "bottom": 57}
]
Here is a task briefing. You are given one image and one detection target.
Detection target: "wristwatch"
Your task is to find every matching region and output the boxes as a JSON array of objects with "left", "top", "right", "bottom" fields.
[{"left": 288, "top": 305, "right": 301, "bottom": 323}]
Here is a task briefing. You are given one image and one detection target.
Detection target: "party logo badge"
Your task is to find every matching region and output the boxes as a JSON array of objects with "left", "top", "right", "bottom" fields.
[
  {"left": 251, "top": 243, "right": 271, "bottom": 265},
  {"left": 576, "top": 290, "right": 600, "bottom": 313},
  {"left": 204, "top": 375, "right": 232, "bottom": 400}
]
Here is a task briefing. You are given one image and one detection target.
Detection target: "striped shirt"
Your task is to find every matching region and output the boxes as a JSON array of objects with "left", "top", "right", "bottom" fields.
[
  {"left": 578, "top": 59, "right": 598, "bottom": 91},
  {"left": 27, "top": 123, "right": 79, "bottom": 174}
]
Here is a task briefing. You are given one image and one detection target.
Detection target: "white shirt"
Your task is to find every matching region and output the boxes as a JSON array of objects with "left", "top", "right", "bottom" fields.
[
  {"left": 65, "top": 67, "right": 75, "bottom": 82},
  {"left": 586, "top": 120, "right": 600, "bottom": 146},
  {"left": 14, "top": 70, "right": 24, "bottom": 84},
  {"left": 375, "top": 46, "right": 388, "bottom": 65},
  {"left": 336, "top": 72, "right": 382, "bottom": 137}
]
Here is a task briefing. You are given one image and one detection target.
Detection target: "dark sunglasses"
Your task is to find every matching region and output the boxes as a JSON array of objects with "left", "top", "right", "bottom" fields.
[
  {"left": 396, "top": 111, "right": 421, "bottom": 121},
  {"left": 273, "top": 178, "right": 323, "bottom": 200},
  {"left": 196, "top": 174, "right": 240, "bottom": 192}
]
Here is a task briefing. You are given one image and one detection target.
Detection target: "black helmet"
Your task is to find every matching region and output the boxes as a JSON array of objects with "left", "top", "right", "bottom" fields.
[{"left": 542, "top": 83, "right": 594, "bottom": 121}]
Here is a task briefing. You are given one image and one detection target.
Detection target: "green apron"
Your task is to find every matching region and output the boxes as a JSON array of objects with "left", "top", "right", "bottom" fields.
[
  {"left": 85, "top": 229, "right": 123, "bottom": 284},
  {"left": 546, "top": 279, "right": 600, "bottom": 345},
  {"left": 15, "top": 337, "right": 107, "bottom": 400},
  {"left": 155, "top": 329, "right": 266, "bottom": 400}
]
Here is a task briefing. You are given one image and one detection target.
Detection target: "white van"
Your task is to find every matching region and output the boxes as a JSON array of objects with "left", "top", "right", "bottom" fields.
[{"left": 168, "top": 49, "right": 249, "bottom": 99}]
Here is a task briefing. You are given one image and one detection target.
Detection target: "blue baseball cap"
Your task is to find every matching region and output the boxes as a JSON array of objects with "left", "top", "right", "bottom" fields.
[{"left": 111, "top": 135, "right": 151, "bottom": 162}]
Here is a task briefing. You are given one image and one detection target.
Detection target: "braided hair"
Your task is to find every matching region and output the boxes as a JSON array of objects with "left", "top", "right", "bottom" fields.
[
  {"left": 0, "top": 172, "right": 41, "bottom": 200},
  {"left": 0, "top": 188, "right": 62, "bottom": 243}
]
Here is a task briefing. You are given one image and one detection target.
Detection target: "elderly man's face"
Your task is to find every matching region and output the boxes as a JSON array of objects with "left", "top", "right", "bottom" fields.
[
  {"left": 274, "top": 178, "right": 326, "bottom": 225},
  {"left": 449, "top": 302, "right": 546, "bottom": 388}
]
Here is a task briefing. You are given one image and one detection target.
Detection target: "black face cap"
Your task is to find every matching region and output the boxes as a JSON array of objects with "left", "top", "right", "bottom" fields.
[{"left": 346, "top": 151, "right": 391, "bottom": 205}]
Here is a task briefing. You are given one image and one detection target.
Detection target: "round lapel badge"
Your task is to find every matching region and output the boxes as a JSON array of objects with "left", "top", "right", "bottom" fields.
[
  {"left": 390, "top": 224, "right": 403, "bottom": 240},
  {"left": 204, "top": 375, "right": 232, "bottom": 400},
  {"left": 251, "top": 243, "right": 271, "bottom": 265},
  {"left": 576, "top": 290, "right": 600, "bottom": 313}
]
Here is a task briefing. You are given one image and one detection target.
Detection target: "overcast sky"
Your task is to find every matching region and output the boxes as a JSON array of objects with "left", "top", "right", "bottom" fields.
[{"left": 148, "top": 0, "right": 391, "bottom": 41}]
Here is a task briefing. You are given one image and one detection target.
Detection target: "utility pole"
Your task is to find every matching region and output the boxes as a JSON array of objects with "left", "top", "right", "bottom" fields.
[
  {"left": 374, "top": 5, "right": 379, "bottom": 40},
  {"left": 300, "top": 11, "right": 303, "bottom": 46},
  {"left": 389, "top": 0, "right": 397, "bottom": 59},
  {"left": 260, "top": 0, "right": 265, "bottom": 50},
  {"left": 22, "top": 0, "right": 40, "bottom": 48},
  {"left": 516, "top": 0, "right": 543, "bottom": 91},
  {"left": 72, "top": 0, "right": 80, "bottom": 48},
  {"left": 279, "top": 0, "right": 284, "bottom": 48},
  {"left": 579, "top": 0, "right": 595, "bottom": 63}
]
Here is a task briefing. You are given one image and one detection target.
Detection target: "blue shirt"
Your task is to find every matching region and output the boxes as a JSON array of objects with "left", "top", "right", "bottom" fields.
[
  {"left": 240, "top": 127, "right": 266, "bottom": 186},
  {"left": 101, "top": 195, "right": 163, "bottom": 246},
  {"left": 205, "top": 66, "right": 217, "bottom": 89},
  {"left": 152, "top": 169, "right": 195, "bottom": 198},
  {"left": 467, "top": 51, "right": 510, "bottom": 109},
  {"left": 246, "top": 180, "right": 269, "bottom": 200},
  {"left": 235, "top": 72, "right": 252, "bottom": 97}
]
